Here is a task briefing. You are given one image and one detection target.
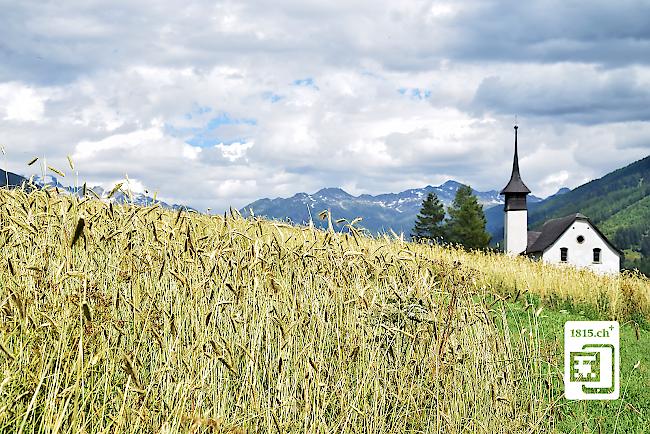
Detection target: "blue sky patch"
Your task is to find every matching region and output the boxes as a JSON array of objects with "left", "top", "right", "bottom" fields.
[
  {"left": 398, "top": 87, "right": 431, "bottom": 100},
  {"left": 205, "top": 113, "right": 256, "bottom": 129},
  {"left": 293, "top": 77, "right": 318, "bottom": 89},
  {"left": 166, "top": 112, "right": 257, "bottom": 148},
  {"left": 186, "top": 135, "right": 247, "bottom": 148},
  {"left": 262, "top": 91, "right": 284, "bottom": 103}
]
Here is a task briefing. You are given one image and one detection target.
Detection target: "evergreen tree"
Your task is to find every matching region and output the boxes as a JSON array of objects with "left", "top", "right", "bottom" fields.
[
  {"left": 640, "top": 235, "right": 650, "bottom": 257},
  {"left": 411, "top": 192, "right": 446, "bottom": 242},
  {"left": 446, "top": 185, "right": 491, "bottom": 249}
]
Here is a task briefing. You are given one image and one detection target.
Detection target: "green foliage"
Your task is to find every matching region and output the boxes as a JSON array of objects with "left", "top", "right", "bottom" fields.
[
  {"left": 602, "top": 195, "right": 650, "bottom": 246},
  {"left": 528, "top": 156, "right": 650, "bottom": 230},
  {"left": 411, "top": 192, "right": 445, "bottom": 242},
  {"left": 614, "top": 226, "right": 645, "bottom": 249},
  {"left": 641, "top": 235, "right": 650, "bottom": 257},
  {"left": 627, "top": 255, "right": 650, "bottom": 277},
  {"left": 446, "top": 185, "right": 491, "bottom": 249},
  {"left": 601, "top": 195, "right": 650, "bottom": 275}
]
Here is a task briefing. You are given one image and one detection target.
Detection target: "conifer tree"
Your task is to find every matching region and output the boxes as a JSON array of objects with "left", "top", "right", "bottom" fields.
[
  {"left": 411, "top": 192, "right": 446, "bottom": 242},
  {"left": 446, "top": 185, "right": 491, "bottom": 249}
]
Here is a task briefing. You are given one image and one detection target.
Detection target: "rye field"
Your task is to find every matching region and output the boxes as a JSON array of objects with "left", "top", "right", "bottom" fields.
[{"left": 0, "top": 188, "right": 648, "bottom": 433}]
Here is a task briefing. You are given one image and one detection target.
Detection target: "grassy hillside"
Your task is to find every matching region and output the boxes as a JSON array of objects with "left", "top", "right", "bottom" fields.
[
  {"left": 528, "top": 156, "right": 649, "bottom": 230},
  {"left": 601, "top": 195, "right": 650, "bottom": 254},
  {"left": 0, "top": 188, "right": 648, "bottom": 432}
]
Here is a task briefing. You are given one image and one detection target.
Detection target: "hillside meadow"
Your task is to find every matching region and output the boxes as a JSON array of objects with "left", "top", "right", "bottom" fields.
[{"left": 0, "top": 188, "right": 649, "bottom": 432}]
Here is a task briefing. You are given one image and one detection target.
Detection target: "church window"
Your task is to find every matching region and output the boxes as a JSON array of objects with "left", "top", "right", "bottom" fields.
[
  {"left": 560, "top": 247, "right": 568, "bottom": 262},
  {"left": 593, "top": 248, "right": 602, "bottom": 263}
]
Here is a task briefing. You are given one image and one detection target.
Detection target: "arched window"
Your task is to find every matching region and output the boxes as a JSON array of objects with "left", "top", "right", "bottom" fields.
[
  {"left": 560, "top": 247, "right": 568, "bottom": 262},
  {"left": 593, "top": 248, "right": 602, "bottom": 263}
]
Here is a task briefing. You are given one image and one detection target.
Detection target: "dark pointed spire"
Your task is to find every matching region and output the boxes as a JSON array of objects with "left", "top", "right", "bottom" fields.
[{"left": 500, "top": 124, "right": 531, "bottom": 195}]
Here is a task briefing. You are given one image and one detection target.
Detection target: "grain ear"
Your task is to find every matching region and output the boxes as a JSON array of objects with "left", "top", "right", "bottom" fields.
[{"left": 71, "top": 217, "right": 85, "bottom": 248}]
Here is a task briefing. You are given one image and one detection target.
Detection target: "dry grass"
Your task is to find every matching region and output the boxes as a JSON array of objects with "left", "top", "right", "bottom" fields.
[
  {"left": 0, "top": 188, "right": 648, "bottom": 433},
  {"left": 418, "top": 241, "right": 650, "bottom": 324}
]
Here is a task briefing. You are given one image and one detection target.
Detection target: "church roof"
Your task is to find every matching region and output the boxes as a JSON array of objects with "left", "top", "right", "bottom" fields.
[
  {"left": 526, "top": 214, "right": 578, "bottom": 253},
  {"left": 527, "top": 231, "right": 542, "bottom": 247},
  {"left": 500, "top": 125, "right": 531, "bottom": 195},
  {"left": 526, "top": 213, "right": 622, "bottom": 256}
]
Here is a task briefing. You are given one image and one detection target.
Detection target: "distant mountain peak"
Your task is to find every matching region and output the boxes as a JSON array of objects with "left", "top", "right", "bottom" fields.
[
  {"left": 23, "top": 175, "right": 193, "bottom": 211},
  {"left": 0, "top": 169, "right": 33, "bottom": 190},
  {"left": 315, "top": 187, "right": 351, "bottom": 197},
  {"left": 32, "top": 175, "right": 64, "bottom": 188},
  {"left": 552, "top": 187, "right": 571, "bottom": 197},
  {"left": 440, "top": 180, "right": 464, "bottom": 189}
]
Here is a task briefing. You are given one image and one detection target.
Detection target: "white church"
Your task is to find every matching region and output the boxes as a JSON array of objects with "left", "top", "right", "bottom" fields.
[{"left": 501, "top": 126, "right": 622, "bottom": 274}]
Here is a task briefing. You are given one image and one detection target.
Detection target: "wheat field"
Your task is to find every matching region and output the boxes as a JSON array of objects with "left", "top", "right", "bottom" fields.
[{"left": 0, "top": 188, "right": 648, "bottom": 432}]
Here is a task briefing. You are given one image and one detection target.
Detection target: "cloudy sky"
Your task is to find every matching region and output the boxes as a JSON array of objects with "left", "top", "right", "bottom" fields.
[{"left": 1, "top": 0, "right": 649, "bottom": 211}]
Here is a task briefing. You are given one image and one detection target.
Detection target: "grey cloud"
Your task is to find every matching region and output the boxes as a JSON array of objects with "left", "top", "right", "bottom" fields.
[
  {"left": 471, "top": 66, "right": 650, "bottom": 124},
  {"left": 4, "top": 0, "right": 650, "bottom": 87},
  {"left": 440, "top": 0, "right": 650, "bottom": 67}
]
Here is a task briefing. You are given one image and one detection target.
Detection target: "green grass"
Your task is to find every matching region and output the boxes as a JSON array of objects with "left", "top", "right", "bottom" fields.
[{"left": 504, "top": 300, "right": 650, "bottom": 433}]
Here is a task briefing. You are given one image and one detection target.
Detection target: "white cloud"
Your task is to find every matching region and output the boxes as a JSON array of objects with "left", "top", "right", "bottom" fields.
[
  {"left": 123, "top": 177, "right": 147, "bottom": 194},
  {"left": 214, "top": 179, "right": 258, "bottom": 197},
  {"left": 182, "top": 144, "right": 202, "bottom": 160},
  {"left": 540, "top": 170, "right": 569, "bottom": 190},
  {"left": 73, "top": 127, "right": 165, "bottom": 160},
  {"left": 215, "top": 141, "right": 254, "bottom": 162},
  {"left": 0, "top": 83, "right": 46, "bottom": 122},
  {"left": 0, "top": 0, "right": 648, "bottom": 212}
]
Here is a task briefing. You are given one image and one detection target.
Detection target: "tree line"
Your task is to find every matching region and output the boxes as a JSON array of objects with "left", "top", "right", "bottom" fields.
[{"left": 411, "top": 185, "right": 491, "bottom": 249}]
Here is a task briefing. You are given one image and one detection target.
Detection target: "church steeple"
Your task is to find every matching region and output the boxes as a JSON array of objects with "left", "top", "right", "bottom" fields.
[
  {"left": 501, "top": 124, "right": 530, "bottom": 255},
  {"left": 500, "top": 125, "right": 530, "bottom": 212},
  {"left": 500, "top": 125, "right": 531, "bottom": 197}
]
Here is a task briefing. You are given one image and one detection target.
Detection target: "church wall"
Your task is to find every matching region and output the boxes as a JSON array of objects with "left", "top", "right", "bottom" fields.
[
  {"left": 505, "top": 209, "right": 527, "bottom": 255},
  {"left": 541, "top": 220, "right": 620, "bottom": 274}
]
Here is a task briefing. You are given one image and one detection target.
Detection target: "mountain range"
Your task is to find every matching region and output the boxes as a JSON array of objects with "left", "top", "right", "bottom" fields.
[
  {"left": 240, "top": 180, "right": 543, "bottom": 236},
  {"left": 0, "top": 169, "right": 35, "bottom": 190},
  {"left": 0, "top": 170, "right": 189, "bottom": 211}
]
